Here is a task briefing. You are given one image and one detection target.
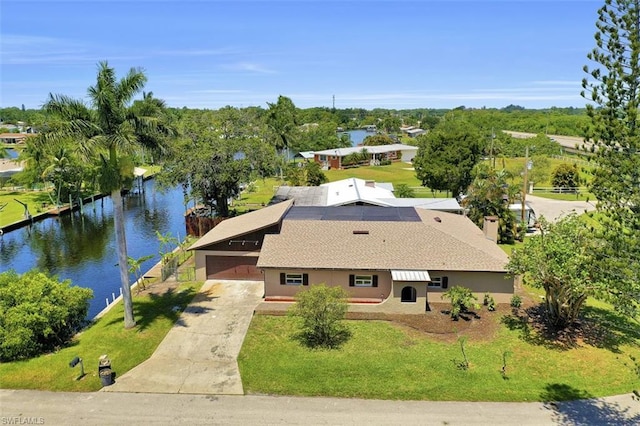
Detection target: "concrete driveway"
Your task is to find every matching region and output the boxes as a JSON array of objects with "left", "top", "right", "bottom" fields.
[
  {"left": 526, "top": 195, "right": 597, "bottom": 223},
  {"left": 103, "top": 280, "right": 263, "bottom": 395}
]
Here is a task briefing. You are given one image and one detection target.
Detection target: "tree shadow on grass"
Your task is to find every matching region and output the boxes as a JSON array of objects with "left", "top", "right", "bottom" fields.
[
  {"left": 501, "top": 304, "right": 640, "bottom": 352},
  {"left": 580, "top": 306, "right": 640, "bottom": 352},
  {"left": 104, "top": 287, "right": 200, "bottom": 331},
  {"left": 542, "top": 383, "right": 640, "bottom": 426},
  {"left": 291, "top": 326, "right": 352, "bottom": 350}
]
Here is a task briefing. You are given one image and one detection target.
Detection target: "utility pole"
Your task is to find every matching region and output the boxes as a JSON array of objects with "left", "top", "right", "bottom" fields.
[
  {"left": 521, "top": 146, "right": 529, "bottom": 225},
  {"left": 490, "top": 127, "right": 495, "bottom": 169}
]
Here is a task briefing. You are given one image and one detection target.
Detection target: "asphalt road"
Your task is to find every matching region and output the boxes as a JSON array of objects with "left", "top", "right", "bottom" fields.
[
  {"left": 525, "top": 194, "right": 597, "bottom": 223},
  {"left": 504, "top": 131, "right": 591, "bottom": 153},
  {"left": 2, "top": 389, "right": 639, "bottom": 425}
]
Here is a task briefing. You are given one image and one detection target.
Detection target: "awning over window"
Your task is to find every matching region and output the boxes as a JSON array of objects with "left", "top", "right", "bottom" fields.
[{"left": 391, "top": 270, "right": 431, "bottom": 282}]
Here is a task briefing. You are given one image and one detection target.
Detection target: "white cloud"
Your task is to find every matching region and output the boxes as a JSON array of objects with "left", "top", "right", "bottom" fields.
[
  {"left": 219, "top": 62, "right": 277, "bottom": 74},
  {"left": 154, "top": 48, "right": 238, "bottom": 57}
]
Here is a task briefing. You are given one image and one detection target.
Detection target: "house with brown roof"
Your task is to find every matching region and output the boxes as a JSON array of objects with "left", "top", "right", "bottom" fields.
[
  {"left": 190, "top": 201, "right": 513, "bottom": 313},
  {"left": 0, "top": 133, "right": 35, "bottom": 144}
]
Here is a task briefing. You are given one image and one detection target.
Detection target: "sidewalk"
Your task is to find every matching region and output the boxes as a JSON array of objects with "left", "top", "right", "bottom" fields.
[{"left": 102, "top": 280, "right": 263, "bottom": 394}]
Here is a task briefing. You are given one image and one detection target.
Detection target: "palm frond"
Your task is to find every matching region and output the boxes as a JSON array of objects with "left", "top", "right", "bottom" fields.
[{"left": 117, "top": 67, "right": 147, "bottom": 105}]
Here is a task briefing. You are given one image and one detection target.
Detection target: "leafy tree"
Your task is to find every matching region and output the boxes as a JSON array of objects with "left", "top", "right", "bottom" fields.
[
  {"left": 304, "top": 160, "right": 328, "bottom": 186},
  {"left": 413, "top": 115, "right": 485, "bottom": 197},
  {"left": 363, "top": 134, "right": 394, "bottom": 146},
  {"left": 128, "top": 254, "right": 154, "bottom": 291},
  {"left": 243, "top": 137, "right": 278, "bottom": 181},
  {"left": 40, "top": 145, "right": 85, "bottom": 207},
  {"left": 581, "top": 0, "right": 640, "bottom": 319},
  {"left": 296, "top": 122, "right": 350, "bottom": 152},
  {"left": 0, "top": 270, "right": 93, "bottom": 361},
  {"left": 494, "top": 133, "right": 561, "bottom": 158},
  {"left": 442, "top": 286, "right": 479, "bottom": 320},
  {"left": 265, "top": 95, "right": 299, "bottom": 158},
  {"left": 160, "top": 109, "right": 258, "bottom": 218},
  {"left": 289, "top": 284, "right": 351, "bottom": 349},
  {"left": 551, "top": 163, "right": 580, "bottom": 189},
  {"left": 463, "top": 165, "right": 519, "bottom": 244},
  {"left": 379, "top": 115, "right": 401, "bottom": 134},
  {"left": 507, "top": 216, "right": 602, "bottom": 329},
  {"left": 41, "top": 61, "right": 172, "bottom": 328},
  {"left": 395, "top": 183, "right": 415, "bottom": 198},
  {"left": 284, "top": 163, "right": 305, "bottom": 186},
  {"left": 156, "top": 230, "right": 178, "bottom": 264},
  {"left": 284, "top": 161, "right": 327, "bottom": 186},
  {"left": 342, "top": 152, "right": 361, "bottom": 167}
]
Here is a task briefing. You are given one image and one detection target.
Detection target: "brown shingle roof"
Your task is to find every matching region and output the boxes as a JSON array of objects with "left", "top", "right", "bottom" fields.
[
  {"left": 188, "top": 199, "right": 293, "bottom": 250},
  {"left": 257, "top": 208, "right": 509, "bottom": 272}
]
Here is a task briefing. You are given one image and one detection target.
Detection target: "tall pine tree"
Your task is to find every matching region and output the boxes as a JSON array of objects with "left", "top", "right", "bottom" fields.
[{"left": 582, "top": 0, "right": 640, "bottom": 318}]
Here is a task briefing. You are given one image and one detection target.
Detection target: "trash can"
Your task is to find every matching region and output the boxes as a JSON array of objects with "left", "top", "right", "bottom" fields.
[
  {"left": 98, "top": 355, "right": 113, "bottom": 387},
  {"left": 99, "top": 368, "right": 113, "bottom": 386}
]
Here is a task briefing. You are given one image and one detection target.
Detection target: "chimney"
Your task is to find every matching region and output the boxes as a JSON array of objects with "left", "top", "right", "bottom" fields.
[
  {"left": 483, "top": 216, "right": 499, "bottom": 243},
  {"left": 365, "top": 180, "right": 375, "bottom": 188}
]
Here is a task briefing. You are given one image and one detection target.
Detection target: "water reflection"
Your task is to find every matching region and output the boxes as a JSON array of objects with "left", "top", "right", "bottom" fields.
[
  {"left": 2, "top": 179, "right": 186, "bottom": 318},
  {"left": 27, "top": 208, "right": 113, "bottom": 273}
]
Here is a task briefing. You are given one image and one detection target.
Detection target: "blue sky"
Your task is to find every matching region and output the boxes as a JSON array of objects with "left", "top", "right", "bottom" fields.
[{"left": 1, "top": 1, "right": 601, "bottom": 110}]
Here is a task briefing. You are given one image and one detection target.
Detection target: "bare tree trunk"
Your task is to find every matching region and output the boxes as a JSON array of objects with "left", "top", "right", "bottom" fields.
[{"left": 112, "top": 189, "right": 136, "bottom": 329}]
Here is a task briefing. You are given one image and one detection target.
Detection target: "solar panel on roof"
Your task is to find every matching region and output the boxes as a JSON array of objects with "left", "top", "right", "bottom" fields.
[{"left": 285, "top": 206, "right": 421, "bottom": 222}]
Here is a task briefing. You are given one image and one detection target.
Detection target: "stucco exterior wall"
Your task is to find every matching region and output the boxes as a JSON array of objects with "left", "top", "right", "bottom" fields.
[
  {"left": 400, "top": 149, "right": 417, "bottom": 162},
  {"left": 263, "top": 269, "right": 392, "bottom": 299},
  {"left": 426, "top": 271, "right": 514, "bottom": 303},
  {"left": 263, "top": 269, "right": 513, "bottom": 311}
]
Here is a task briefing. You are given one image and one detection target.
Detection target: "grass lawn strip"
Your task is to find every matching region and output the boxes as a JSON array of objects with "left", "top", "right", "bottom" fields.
[
  {"left": 0, "top": 280, "right": 202, "bottom": 392},
  {"left": 0, "top": 190, "right": 54, "bottom": 226},
  {"left": 238, "top": 308, "right": 640, "bottom": 402}
]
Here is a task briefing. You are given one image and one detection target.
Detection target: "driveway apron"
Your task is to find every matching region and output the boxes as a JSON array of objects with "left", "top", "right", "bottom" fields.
[{"left": 103, "top": 280, "right": 263, "bottom": 395}]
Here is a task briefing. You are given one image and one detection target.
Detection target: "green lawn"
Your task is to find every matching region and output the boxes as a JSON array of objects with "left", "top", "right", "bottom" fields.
[
  {"left": 499, "top": 240, "right": 524, "bottom": 256},
  {"left": 232, "top": 177, "right": 285, "bottom": 212},
  {"left": 0, "top": 190, "right": 55, "bottom": 226},
  {"left": 324, "top": 161, "right": 421, "bottom": 187},
  {"left": 0, "top": 280, "right": 202, "bottom": 392},
  {"left": 529, "top": 191, "right": 596, "bottom": 202},
  {"left": 238, "top": 312, "right": 640, "bottom": 402}
]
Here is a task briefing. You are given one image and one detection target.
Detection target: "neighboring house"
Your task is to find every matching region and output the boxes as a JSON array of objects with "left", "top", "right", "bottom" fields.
[
  {"left": 190, "top": 201, "right": 513, "bottom": 313},
  {"left": 313, "top": 144, "right": 418, "bottom": 170},
  {"left": 0, "top": 159, "right": 24, "bottom": 178},
  {"left": 405, "top": 128, "right": 426, "bottom": 138},
  {"left": 295, "top": 151, "right": 315, "bottom": 160},
  {"left": 0, "top": 133, "right": 35, "bottom": 144},
  {"left": 271, "top": 177, "right": 463, "bottom": 213}
]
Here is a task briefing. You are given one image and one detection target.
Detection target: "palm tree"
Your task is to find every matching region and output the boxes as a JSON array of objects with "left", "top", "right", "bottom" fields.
[{"left": 42, "top": 61, "right": 171, "bottom": 328}]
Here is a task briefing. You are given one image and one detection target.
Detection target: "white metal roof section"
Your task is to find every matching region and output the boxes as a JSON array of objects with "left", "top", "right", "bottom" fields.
[
  {"left": 313, "top": 144, "right": 418, "bottom": 157},
  {"left": 133, "top": 167, "right": 147, "bottom": 177},
  {"left": 391, "top": 270, "right": 431, "bottom": 282},
  {"left": 378, "top": 197, "right": 463, "bottom": 212},
  {"left": 296, "top": 151, "right": 315, "bottom": 159},
  {"left": 321, "top": 178, "right": 395, "bottom": 206}
]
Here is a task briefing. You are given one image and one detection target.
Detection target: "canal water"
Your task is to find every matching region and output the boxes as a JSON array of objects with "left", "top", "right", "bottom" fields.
[
  {"left": 343, "top": 129, "right": 371, "bottom": 146},
  {"left": 1, "top": 179, "right": 187, "bottom": 318},
  {"left": 6, "top": 148, "right": 18, "bottom": 159}
]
